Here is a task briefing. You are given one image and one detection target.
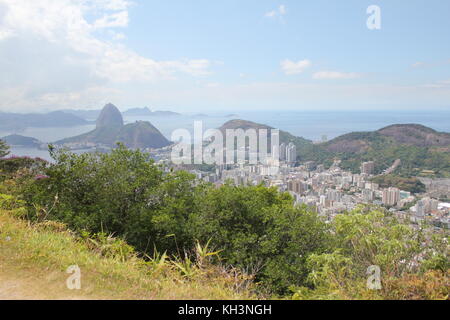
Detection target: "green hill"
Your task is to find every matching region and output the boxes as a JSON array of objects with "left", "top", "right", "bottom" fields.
[
  {"left": 217, "top": 121, "right": 450, "bottom": 177},
  {"left": 313, "top": 124, "right": 450, "bottom": 176},
  {"left": 219, "top": 119, "right": 312, "bottom": 153},
  {"left": 57, "top": 104, "right": 171, "bottom": 149},
  {"left": 1, "top": 134, "right": 43, "bottom": 148},
  {"left": 117, "top": 121, "right": 172, "bottom": 149}
]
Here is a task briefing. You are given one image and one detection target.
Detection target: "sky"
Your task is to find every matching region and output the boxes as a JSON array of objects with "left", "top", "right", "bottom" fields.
[{"left": 0, "top": 0, "right": 449, "bottom": 113}]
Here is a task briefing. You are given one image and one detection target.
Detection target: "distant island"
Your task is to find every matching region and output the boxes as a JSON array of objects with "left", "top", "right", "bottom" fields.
[
  {"left": 1, "top": 134, "right": 45, "bottom": 149},
  {"left": 191, "top": 113, "right": 209, "bottom": 118},
  {"left": 122, "top": 107, "right": 181, "bottom": 117},
  {"left": 56, "top": 103, "right": 172, "bottom": 150},
  {"left": 0, "top": 111, "right": 90, "bottom": 130}
]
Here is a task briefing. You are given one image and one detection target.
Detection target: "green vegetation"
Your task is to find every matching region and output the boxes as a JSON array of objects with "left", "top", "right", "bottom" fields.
[
  {"left": 0, "top": 206, "right": 255, "bottom": 299},
  {"left": 371, "top": 175, "right": 426, "bottom": 193},
  {"left": 0, "top": 156, "right": 47, "bottom": 182},
  {"left": 0, "top": 139, "right": 9, "bottom": 158},
  {"left": 17, "top": 145, "right": 329, "bottom": 294},
  {"left": 295, "top": 137, "right": 450, "bottom": 177},
  {"left": 290, "top": 126, "right": 450, "bottom": 177},
  {"left": 293, "top": 207, "right": 449, "bottom": 300},
  {"left": 1, "top": 143, "right": 448, "bottom": 300},
  {"left": 190, "top": 184, "right": 329, "bottom": 294}
]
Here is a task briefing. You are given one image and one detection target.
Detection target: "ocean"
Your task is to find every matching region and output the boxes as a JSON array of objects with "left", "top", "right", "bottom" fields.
[{"left": 2, "top": 109, "right": 449, "bottom": 161}]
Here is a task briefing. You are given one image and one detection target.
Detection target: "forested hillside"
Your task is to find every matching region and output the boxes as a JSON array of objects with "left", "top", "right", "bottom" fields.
[{"left": 218, "top": 121, "right": 450, "bottom": 177}]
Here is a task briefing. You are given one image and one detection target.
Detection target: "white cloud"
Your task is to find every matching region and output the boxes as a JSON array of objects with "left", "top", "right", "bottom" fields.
[
  {"left": 265, "top": 5, "right": 286, "bottom": 18},
  {"left": 161, "top": 59, "right": 212, "bottom": 77},
  {"left": 313, "top": 71, "right": 361, "bottom": 80},
  {"left": 0, "top": 0, "right": 212, "bottom": 110},
  {"left": 281, "top": 59, "right": 312, "bottom": 75},
  {"left": 422, "top": 80, "right": 450, "bottom": 89},
  {"left": 111, "top": 31, "right": 126, "bottom": 40},
  {"left": 412, "top": 62, "right": 425, "bottom": 68},
  {"left": 90, "top": 0, "right": 131, "bottom": 11},
  {"left": 93, "top": 10, "right": 129, "bottom": 29},
  {"left": 0, "top": 29, "right": 13, "bottom": 40},
  {"left": 205, "top": 82, "right": 220, "bottom": 88}
]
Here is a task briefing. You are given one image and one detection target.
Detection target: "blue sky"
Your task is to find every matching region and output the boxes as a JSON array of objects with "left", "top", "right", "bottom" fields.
[
  {"left": 125, "top": 0, "right": 449, "bottom": 79},
  {"left": 0, "top": 0, "right": 449, "bottom": 112}
]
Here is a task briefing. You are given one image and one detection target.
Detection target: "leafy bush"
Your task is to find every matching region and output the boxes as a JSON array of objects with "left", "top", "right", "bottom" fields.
[
  {"left": 0, "top": 155, "right": 47, "bottom": 182},
  {"left": 22, "top": 145, "right": 201, "bottom": 255},
  {"left": 292, "top": 207, "right": 449, "bottom": 300},
  {"left": 0, "top": 193, "right": 25, "bottom": 210},
  {"left": 20, "top": 145, "right": 329, "bottom": 294},
  {"left": 190, "top": 183, "right": 330, "bottom": 294}
]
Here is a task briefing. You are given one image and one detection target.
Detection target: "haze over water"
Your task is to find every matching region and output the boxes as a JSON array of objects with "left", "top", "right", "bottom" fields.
[{"left": 2, "top": 109, "right": 450, "bottom": 161}]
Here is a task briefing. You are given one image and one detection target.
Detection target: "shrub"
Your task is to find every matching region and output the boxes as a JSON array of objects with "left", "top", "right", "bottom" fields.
[{"left": 190, "top": 183, "right": 330, "bottom": 294}]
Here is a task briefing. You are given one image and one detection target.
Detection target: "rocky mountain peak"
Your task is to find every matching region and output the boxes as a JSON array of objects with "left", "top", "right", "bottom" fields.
[{"left": 96, "top": 103, "right": 124, "bottom": 128}]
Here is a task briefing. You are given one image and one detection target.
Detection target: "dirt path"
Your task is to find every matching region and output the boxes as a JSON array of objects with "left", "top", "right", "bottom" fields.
[{"left": 0, "top": 265, "right": 93, "bottom": 300}]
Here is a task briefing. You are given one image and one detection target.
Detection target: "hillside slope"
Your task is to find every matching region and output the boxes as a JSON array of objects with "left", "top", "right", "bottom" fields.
[
  {"left": 316, "top": 124, "right": 450, "bottom": 176},
  {"left": 0, "top": 210, "right": 254, "bottom": 300},
  {"left": 217, "top": 121, "right": 450, "bottom": 176},
  {"left": 322, "top": 124, "right": 450, "bottom": 154},
  {"left": 266, "top": 123, "right": 450, "bottom": 177},
  {"left": 378, "top": 124, "right": 450, "bottom": 147}
]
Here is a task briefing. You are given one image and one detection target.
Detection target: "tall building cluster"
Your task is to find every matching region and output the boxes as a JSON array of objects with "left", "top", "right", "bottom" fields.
[
  {"left": 382, "top": 187, "right": 400, "bottom": 206},
  {"left": 279, "top": 142, "right": 297, "bottom": 164},
  {"left": 287, "top": 179, "right": 309, "bottom": 195}
]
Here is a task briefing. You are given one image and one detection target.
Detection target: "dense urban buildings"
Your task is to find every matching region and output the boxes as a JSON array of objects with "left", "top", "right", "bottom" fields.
[{"left": 164, "top": 150, "right": 449, "bottom": 230}]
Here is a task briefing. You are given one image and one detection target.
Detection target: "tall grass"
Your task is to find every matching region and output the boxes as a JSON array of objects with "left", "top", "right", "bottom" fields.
[{"left": 0, "top": 207, "right": 256, "bottom": 300}]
